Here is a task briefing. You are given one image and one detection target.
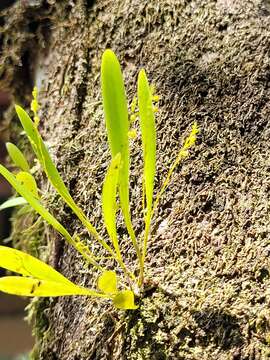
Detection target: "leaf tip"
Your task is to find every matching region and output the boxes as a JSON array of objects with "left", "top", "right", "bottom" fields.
[
  {"left": 113, "top": 290, "right": 138, "bottom": 310},
  {"left": 98, "top": 270, "right": 118, "bottom": 295}
]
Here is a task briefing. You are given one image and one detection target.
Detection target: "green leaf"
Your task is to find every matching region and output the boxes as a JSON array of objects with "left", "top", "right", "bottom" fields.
[
  {"left": 138, "top": 69, "right": 156, "bottom": 225},
  {"left": 101, "top": 49, "right": 140, "bottom": 258},
  {"left": 6, "top": 142, "right": 30, "bottom": 172},
  {"left": 113, "top": 290, "right": 138, "bottom": 310},
  {"left": 0, "top": 197, "right": 27, "bottom": 211},
  {"left": 0, "top": 246, "right": 108, "bottom": 298},
  {"left": 0, "top": 164, "right": 112, "bottom": 270},
  {"left": 38, "top": 138, "right": 72, "bottom": 198},
  {"left": 15, "top": 105, "right": 41, "bottom": 157},
  {"left": 137, "top": 70, "right": 157, "bottom": 285},
  {"left": 38, "top": 137, "right": 116, "bottom": 258},
  {"left": 0, "top": 276, "right": 106, "bottom": 298},
  {"left": 102, "top": 153, "right": 122, "bottom": 258},
  {"left": 0, "top": 245, "right": 73, "bottom": 285},
  {"left": 15, "top": 105, "right": 71, "bottom": 198},
  {"left": 16, "top": 171, "right": 39, "bottom": 198},
  {"left": 0, "top": 164, "right": 74, "bottom": 245},
  {"left": 98, "top": 270, "right": 117, "bottom": 294},
  {"left": 15, "top": 104, "right": 114, "bottom": 261},
  {"left": 101, "top": 49, "right": 129, "bottom": 173},
  {"left": 15, "top": 105, "right": 72, "bottom": 199},
  {"left": 101, "top": 49, "right": 129, "bottom": 214}
]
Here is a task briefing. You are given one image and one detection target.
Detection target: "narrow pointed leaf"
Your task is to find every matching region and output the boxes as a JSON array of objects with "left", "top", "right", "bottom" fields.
[
  {"left": 6, "top": 142, "right": 30, "bottom": 172},
  {"left": 38, "top": 138, "right": 113, "bottom": 256},
  {"left": 0, "top": 164, "right": 109, "bottom": 267},
  {"left": 38, "top": 140, "right": 72, "bottom": 198},
  {"left": 0, "top": 164, "right": 74, "bottom": 245},
  {"left": 15, "top": 105, "right": 71, "bottom": 199},
  {"left": 0, "top": 276, "right": 106, "bottom": 298},
  {"left": 138, "top": 69, "right": 156, "bottom": 223},
  {"left": 15, "top": 105, "right": 110, "bottom": 256},
  {"left": 98, "top": 270, "right": 117, "bottom": 295},
  {"left": 113, "top": 290, "right": 138, "bottom": 310},
  {"left": 15, "top": 105, "right": 40, "bottom": 154},
  {"left": 102, "top": 153, "right": 121, "bottom": 258},
  {"left": 101, "top": 51, "right": 132, "bottom": 232},
  {"left": 0, "top": 245, "right": 73, "bottom": 285},
  {"left": 0, "top": 197, "right": 27, "bottom": 211}
]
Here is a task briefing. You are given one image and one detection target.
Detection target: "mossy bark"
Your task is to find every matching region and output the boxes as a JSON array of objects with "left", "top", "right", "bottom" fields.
[{"left": 1, "top": 0, "right": 270, "bottom": 359}]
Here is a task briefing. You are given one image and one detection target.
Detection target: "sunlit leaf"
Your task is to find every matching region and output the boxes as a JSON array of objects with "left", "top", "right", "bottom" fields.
[
  {"left": 102, "top": 153, "right": 122, "bottom": 258},
  {"left": 15, "top": 105, "right": 71, "bottom": 198},
  {"left": 38, "top": 140, "right": 72, "bottom": 199},
  {"left": 0, "top": 197, "right": 27, "bottom": 211},
  {"left": 16, "top": 171, "right": 39, "bottom": 199},
  {"left": 15, "top": 105, "right": 41, "bottom": 157},
  {"left": 98, "top": 270, "right": 117, "bottom": 294},
  {"left": 138, "top": 69, "right": 156, "bottom": 225},
  {"left": 101, "top": 49, "right": 140, "bottom": 258},
  {"left": 113, "top": 290, "right": 138, "bottom": 310},
  {"left": 0, "top": 164, "right": 74, "bottom": 245},
  {"left": 101, "top": 49, "right": 129, "bottom": 212},
  {"left": 15, "top": 104, "right": 114, "bottom": 261},
  {"left": 37, "top": 137, "right": 113, "bottom": 256},
  {"left": 0, "top": 245, "right": 73, "bottom": 285},
  {"left": 0, "top": 163, "right": 113, "bottom": 271},
  {"left": 0, "top": 276, "right": 106, "bottom": 298},
  {"left": 6, "top": 142, "right": 30, "bottom": 172},
  {"left": 137, "top": 70, "right": 157, "bottom": 285}
]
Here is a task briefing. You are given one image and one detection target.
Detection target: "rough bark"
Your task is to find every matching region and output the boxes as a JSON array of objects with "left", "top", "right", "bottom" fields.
[{"left": 1, "top": 0, "right": 270, "bottom": 359}]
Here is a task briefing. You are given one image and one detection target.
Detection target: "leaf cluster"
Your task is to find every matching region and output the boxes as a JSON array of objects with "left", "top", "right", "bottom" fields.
[{"left": 0, "top": 50, "right": 199, "bottom": 310}]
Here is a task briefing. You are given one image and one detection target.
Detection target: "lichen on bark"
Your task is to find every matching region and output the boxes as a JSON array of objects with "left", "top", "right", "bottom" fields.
[{"left": 2, "top": 0, "right": 270, "bottom": 359}]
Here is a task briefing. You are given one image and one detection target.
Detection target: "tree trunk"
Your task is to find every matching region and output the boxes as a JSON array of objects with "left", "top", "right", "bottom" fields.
[{"left": 1, "top": 0, "right": 270, "bottom": 359}]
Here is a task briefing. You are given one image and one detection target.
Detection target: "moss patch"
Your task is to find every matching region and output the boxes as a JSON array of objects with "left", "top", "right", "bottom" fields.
[{"left": 4, "top": 0, "right": 270, "bottom": 359}]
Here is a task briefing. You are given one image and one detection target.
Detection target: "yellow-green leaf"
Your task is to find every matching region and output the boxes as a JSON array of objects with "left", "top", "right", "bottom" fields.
[
  {"left": 0, "top": 164, "right": 74, "bottom": 246},
  {"left": 15, "top": 104, "right": 112, "bottom": 261},
  {"left": 1, "top": 156, "right": 113, "bottom": 270},
  {"left": 38, "top": 137, "right": 115, "bottom": 259},
  {"left": 16, "top": 171, "right": 39, "bottom": 198},
  {"left": 0, "top": 276, "right": 107, "bottom": 298},
  {"left": 137, "top": 70, "right": 157, "bottom": 285},
  {"left": 102, "top": 153, "right": 121, "bottom": 258},
  {"left": 98, "top": 270, "right": 117, "bottom": 295},
  {"left": 101, "top": 49, "right": 130, "bottom": 229},
  {"left": 6, "top": 142, "right": 30, "bottom": 172},
  {"left": 0, "top": 197, "right": 27, "bottom": 211},
  {"left": 15, "top": 105, "right": 41, "bottom": 158},
  {"left": 113, "top": 290, "right": 138, "bottom": 310},
  {"left": 138, "top": 69, "right": 156, "bottom": 225},
  {"left": 15, "top": 105, "right": 70, "bottom": 198},
  {"left": 15, "top": 105, "right": 72, "bottom": 199},
  {"left": 0, "top": 245, "right": 73, "bottom": 285},
  {"left": 101, "top": 49, "right": 140, "bottom": 259}
]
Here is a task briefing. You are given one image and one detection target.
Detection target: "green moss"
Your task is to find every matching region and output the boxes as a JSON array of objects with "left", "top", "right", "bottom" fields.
[
  {"left": 27, "top": 298, "right": 51, "bottom": 360},
  {"left": 4, "top": 0, "right": 270, "bottom": 358}
]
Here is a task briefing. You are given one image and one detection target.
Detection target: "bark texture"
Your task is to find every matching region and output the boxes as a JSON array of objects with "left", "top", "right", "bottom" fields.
[{"left": 1, "top": 0, "right": 270, "bottom": 359}]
